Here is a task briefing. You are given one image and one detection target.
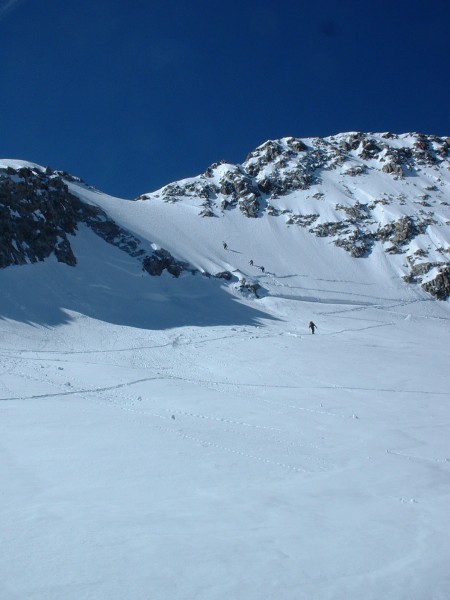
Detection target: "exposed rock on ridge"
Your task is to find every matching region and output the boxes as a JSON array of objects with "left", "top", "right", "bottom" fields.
[
  {"left": 0, "top": 165, "right": 187, "bottom": 278},
  {"left": 138, "top": 131, "right": 450, "bottom": 299},
  {"left": 1, "top": 131, "right": 449, "bottom": 301}
]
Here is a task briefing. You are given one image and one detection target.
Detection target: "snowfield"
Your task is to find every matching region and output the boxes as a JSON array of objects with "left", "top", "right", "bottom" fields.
[{"left": 1, "top": 144, "right": 450, "bottom": 599}]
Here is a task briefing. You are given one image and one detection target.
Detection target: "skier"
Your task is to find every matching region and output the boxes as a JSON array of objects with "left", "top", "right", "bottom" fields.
[
  {"left": 223, "top": 241, "right": 228, "bottom": 250},
  {"left": 309, "top": 321, "right": 317, "bottom": 334},
  {"left": 260, "top": 265, "right": 265, "bottom": 273},
  {"left": 249, "top": 259, "right": 253, "bottom": 266}
]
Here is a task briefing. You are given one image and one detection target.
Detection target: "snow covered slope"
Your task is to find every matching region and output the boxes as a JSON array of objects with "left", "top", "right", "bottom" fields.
[
  {"left": 131, "top": 131, "right": 450, "bottom": 300},
  {"left": 0, "top": 133, "right": 449, "bottom": 600}
]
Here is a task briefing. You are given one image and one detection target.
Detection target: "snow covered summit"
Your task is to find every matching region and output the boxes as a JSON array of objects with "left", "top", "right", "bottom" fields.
[{"left": 135, "top": 131, "right": 450, "bottom": 300}]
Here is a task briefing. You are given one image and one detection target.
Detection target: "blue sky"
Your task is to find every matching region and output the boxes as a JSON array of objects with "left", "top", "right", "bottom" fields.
[{"left": 0, "top": 0, "right": 449, "bottom": 198}]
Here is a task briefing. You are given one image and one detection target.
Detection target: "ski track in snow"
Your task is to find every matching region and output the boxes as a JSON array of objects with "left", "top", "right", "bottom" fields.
[
  {"left": 7, "top": 358, "right": 449, "bottom": 480},
  {"left": 2, "top": 356, "right": 448, "bottom": 402},
  {"left": 2, "top": 360, "right": 336, "bottom": 475},
  {"left": 8, "top": 347, "right": 450, "bottom": 479},
  {"left": 386, "top": 449, "right": 450, "bottom": 468},
  {"left": 6, "top": 310, "right": 450, "bottom": 480}
]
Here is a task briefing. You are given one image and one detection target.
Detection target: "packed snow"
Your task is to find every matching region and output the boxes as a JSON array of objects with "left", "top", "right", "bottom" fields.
[{"left": 1, "top": 147, "right": 450, "bottom": 599}]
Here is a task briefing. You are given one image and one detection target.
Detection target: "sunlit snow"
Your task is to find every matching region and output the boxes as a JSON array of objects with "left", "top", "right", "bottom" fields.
[{"left": 1, "top": 145, "right": 449, "bottom": 600}]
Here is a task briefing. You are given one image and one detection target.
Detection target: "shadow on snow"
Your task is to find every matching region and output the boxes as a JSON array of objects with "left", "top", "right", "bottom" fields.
[{"left": 0, "top": 254, "right": 276, "bottom": 331}]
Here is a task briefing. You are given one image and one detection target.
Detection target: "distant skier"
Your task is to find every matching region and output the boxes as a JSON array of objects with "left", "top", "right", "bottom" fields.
[
  {"left": 223, "top": 241, "right": 228, "bottom": 250},
  {"left": 309, "top": 321, "right": 317, "bottom": 334},
  {"left": 249, "top": 259, "right": 253, "bottom": 266},
  {"left": 259, "top": 265, "right": 265, "bottom": 273}
]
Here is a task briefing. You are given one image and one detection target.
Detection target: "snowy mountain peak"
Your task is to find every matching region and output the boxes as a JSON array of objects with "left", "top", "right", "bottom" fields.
[
  {"left": 1, "top": 131, "right": 449, "bottom": 301},
  {"left": 135, "top": 132, "right": 450, "bottom": 299}
]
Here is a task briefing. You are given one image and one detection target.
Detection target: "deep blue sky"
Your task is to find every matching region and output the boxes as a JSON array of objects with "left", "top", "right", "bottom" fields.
[{"left": 1, "top": 0, "right": 449, "bottom": 198}]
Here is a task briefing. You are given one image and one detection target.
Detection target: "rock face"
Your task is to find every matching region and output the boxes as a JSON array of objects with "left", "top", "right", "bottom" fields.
[
  {"left": 0, "top": 166, "right": 79, "bottom": 268},
  {"left": 0, "top": 165, "right": 186, "bottom": 277},
  {"left": 138, "top": 131, "right": 450, "bottom": 300},
  {"left": 422, "top": 267, "right": 450, "bottom": 300},
  {"left": 142, "top": 249, "right": 187, "bottom": 277}
]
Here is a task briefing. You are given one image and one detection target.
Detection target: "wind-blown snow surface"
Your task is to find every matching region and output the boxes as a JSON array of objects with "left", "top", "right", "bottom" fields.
[{"left": 1, "top": 169, "right": 450, "bottom": 599}]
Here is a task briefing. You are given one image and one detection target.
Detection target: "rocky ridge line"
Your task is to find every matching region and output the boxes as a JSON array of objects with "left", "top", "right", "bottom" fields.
[
  {"left": 138, "top": 132, "right": 450, "bottom": 299},
  {"left": 0, "top": 165, "right": 189, "bottom": 278}
]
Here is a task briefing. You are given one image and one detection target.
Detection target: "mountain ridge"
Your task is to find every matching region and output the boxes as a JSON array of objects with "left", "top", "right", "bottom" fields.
[{"left": 1, "top": 131, "right": 449, "bottom": 301}]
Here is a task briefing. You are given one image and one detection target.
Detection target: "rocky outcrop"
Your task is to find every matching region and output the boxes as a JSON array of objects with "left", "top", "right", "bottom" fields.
[
  {"left": 142, "top": 249, "right": 187, "bottom": 277},
  {"left": 137, "top": 131, "right": 450, "bottom": 299},
  {"left": 0, "top": 164, "right": 262, "bottom": 293},
  {"left": 0, "top": 165, "right": 188, "bottom": 278},
  {"left": 0, "top": 166, "right": 81, "bottom": 268},
  {"left": 235, "top": 277, "right": 261, "bottom": 298},
  {"left": 377, "top": 215, "right": 435, "bottom": 251},
  {"left": 422, "top": 267, "right": 450, "bottom": 300},
  {"left": 334, "top": 231, "right": 372, "bottom": 258},
  {"left": 285, "top": 213, "right": 319, "bottom": 227},
  {"left": 310, "top": 221, "right": 350, "bottom": 238}
]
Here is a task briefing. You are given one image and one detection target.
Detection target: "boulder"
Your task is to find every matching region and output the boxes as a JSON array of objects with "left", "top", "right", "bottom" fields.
[
  {"left": 142, "top": 249, "right": 186, "bottom": 277},
  {"left": 422, "top": 267, "right": 450, "bottom": 300}
]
